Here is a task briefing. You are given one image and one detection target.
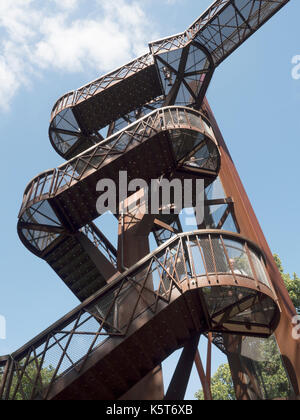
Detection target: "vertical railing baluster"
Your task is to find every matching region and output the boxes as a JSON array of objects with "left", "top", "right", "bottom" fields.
[
  {"left": 196, "top": 235, "right": 210, "bottom": 285},
  {"left": 186, "top": 235, "right": 196, "bottom": 286},
  {"left": 208, "top": 234, "right": 219, "bottom": 283},
  {"left": 244, "top": 242, "right": 259, "bottom": 289},
  {"left": 220, "top": 235, "right": 238, "bottom": 284}
]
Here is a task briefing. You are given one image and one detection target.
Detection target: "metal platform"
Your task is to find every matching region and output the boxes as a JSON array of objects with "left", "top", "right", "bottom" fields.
[{"left": 1, "top": 0, "right": 296, "bottom": 401}]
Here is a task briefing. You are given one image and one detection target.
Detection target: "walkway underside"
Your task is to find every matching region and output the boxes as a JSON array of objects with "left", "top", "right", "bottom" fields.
[
  {"left": 50, "top": 289, "right": 202, "bottom": 400},
  {"left": 5, "top": 0, "right": 293, "bottom": 402},
  {"left": 0, "top": 231, "right": 280, "bottom": 400},
  {"left": 18, "top": 107, "right": 220, "bottom": 300},
  {"left": 49, "top": 0, "right": 290, "bottom": 160}
]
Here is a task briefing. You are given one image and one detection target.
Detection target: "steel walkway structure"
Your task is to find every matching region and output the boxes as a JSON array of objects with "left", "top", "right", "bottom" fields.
[{"left": 1, "top": 0, "right": 299, "bottom": 401}]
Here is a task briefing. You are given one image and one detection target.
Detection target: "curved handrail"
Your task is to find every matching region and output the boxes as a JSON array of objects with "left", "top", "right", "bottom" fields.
[
  {"left": 0, "top": 229, "right": 280, "bottom": 400},
  {"left": 50, "top": 53, "right": 154, "bottom": 121},
  {"left": 0, "top": 229, "right": 276, "bottom": 362},
  {"left": 150, "top": 0, "right": 289, "bottom": 61},
  {"left": 48, "top": 0, "right": 289, "bottom": 159},
  {"left": 20, "top": 106, "right": 220, "bottom": 219}
]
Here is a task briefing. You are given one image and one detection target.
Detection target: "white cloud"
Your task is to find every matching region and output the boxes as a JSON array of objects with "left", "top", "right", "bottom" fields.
[
  {"left": 53, "top": 0, "right": 79, "bottom": 10},
  {"left": 0, "top": 0, "right": 160, "bottom": 111},
  {"left": 0, "top": 58, "right": 18, "bottom": 111}
]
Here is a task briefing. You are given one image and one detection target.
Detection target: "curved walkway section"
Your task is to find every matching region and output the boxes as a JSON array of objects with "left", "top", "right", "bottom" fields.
[
  {"left": 19, "top": 107, "right": 220, "bottom": 252},
  {"left": 0, "top": 230, "right": 280, "bottom": 400},
  {"left": 18, "top": 107, "right": 220, "bottom": 301},
  {"left": 49, "top": 0, "right": 289, "bottom": 159}
]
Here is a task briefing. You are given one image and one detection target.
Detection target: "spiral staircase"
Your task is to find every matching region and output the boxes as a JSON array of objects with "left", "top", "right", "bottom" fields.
[{"left": 0, "top": 0, "right": 293, "bottom": 400}]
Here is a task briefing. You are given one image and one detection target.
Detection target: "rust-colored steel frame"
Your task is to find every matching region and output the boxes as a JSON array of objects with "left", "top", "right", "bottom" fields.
[
  {"left": 50, "top": 53, "right": 154, "bottom": 119},
  {"left": 49, "top": 0, "right": 290, "bottom": 160},
  {"left": 17, "top": 105, "right": 221, "bottom": 303},
  {"left": 20, "top": 107, "right": 219, "bottom": 221},
  {"left": 18, "top": 106, "right": 220, "bottom": 261},
  {"left": 52, "top": 0, "right": 290, "bottom": 120},
  {"left": 9, "top": 0, "right": 295, "bottom": 401},
  {"left": 203, "top": 98, "right": 300, "bottom": 398},
  {"left": 150, "top": 0, "right": 289, "bottom": 64},
  {"left": 0, "top": 230, "right": 279, "bottom": 400}
]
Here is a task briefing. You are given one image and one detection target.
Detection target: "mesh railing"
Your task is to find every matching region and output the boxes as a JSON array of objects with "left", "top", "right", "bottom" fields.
[
  {"left": 49, "top": 1, "right": 290, "bottom": 158},
  {"left": 81, "top": 224, "right": 117, "bottom": 268},
  {"left": 0, "top": 230, "right": 278, "bottom": 400},
  {"left": 51, "top": 53, "right": 154, "bottom": 121},
  {"left": 150, "top": 0, "right": 289, "bottom": 63},
  {"left": 19, "top": 107, "right": 218, "bottom": 218}
]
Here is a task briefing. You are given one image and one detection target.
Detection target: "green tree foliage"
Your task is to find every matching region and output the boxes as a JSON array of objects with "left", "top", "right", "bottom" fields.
[
  {"left": 195, "top": 255, "right": 299, "bottom": 400},
  {"left": 195, "top": 364, "right": 235, "bottom": 400},
  {"left": 256, "top": 336, "right": 291, "bottom": 400},
  {"left": 274, "top": 254, "right": 300, "bottom": 313},
  {"left": 1, "top": 358, "right": 54, "bottom": 400}
]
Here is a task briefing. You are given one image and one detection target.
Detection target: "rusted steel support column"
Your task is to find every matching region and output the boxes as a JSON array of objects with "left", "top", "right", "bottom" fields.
[
  {"left": 165, "top": 334, "right": 201, "bottom": 400},
  {"left": 206, "top": 333, "right": 212, "bottom": 390},
  {"left": 203, "top": 98, "right": 300, "bottom": 398},
  {"left": 1, "top": 357, "right": 14, "bottom": 400},
  {"left": 117, "top": 189, "right": 155, "bottom": 273},
  {"left": 223, "top": 335, "right": 264, "bottom": 400},
  {"left": 195, "top": 348, "right": 212, "bottom": 400},
  {"left": 0, "top": 358, "right": 11, "bottom": 400},
  {"left": 118, "top": 189, "right": 164, "bottom": 400}
]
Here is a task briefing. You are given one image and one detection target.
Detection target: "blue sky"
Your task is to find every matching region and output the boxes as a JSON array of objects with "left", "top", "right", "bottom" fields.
[{"left": 0, "top": 0, "right": 299, "bottom": 399}]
